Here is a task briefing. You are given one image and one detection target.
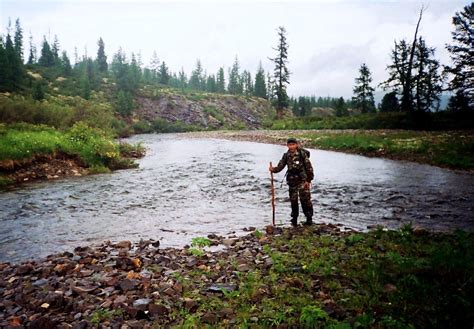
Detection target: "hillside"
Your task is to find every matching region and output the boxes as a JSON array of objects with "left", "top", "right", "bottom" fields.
[
  {"left": 0, "top": 69, "right": 274, "bottom": 135},
  {"left": 134, "top": 87, "right": 274, "bottom": 131}
]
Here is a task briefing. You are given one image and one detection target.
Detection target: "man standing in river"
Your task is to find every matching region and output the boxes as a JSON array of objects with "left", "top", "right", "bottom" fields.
[{"left": 269, "top": 138, "right": 314, "bottom": 227}]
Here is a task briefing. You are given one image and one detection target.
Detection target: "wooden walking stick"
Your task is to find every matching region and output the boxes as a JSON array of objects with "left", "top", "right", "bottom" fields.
[{"left": 270, "top": 161, "right": 275, "bottom": 226}]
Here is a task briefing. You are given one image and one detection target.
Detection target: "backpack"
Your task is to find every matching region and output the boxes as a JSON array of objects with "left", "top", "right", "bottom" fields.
[{"left": 298, "top": 148, "right": 310, "bottom": 159}]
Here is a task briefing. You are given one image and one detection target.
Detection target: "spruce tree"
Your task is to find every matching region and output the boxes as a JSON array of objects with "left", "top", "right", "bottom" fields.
[
  {"left": 206, "top": 74, "right": 217, "bottom": 92},
  {"left": 189, "top": 59, "right": 203, "bottom": 90},
  {"left": 266, "top": 73, "right": 274, "bottom": 100},
  {"left": 242, "top": 70, "right": 254, "bottom": 96},
  {"left": 352, "top": 63, "right": 376, "bottom": 113},
  {"left": 334, "top": 97, "right": 348, "bottom": 117},
  {"left": 228, "top": 56, "right": 241, "bottom": 94},
  {"left": 159, "top": 61, "right": 169, "bottom": 85},
  {"left": 445, "top": 3, "right": 473, "bottom": 111},
  {"left": 216, "top": 67, "right": 226, "bottom": 93},
  {"left": 130, "top": 53, "right": 142, "bottom": 90},
  {"left": 254, "top": 62, "right": 267, "bottom": 99},
  {"left": 27, "top": 33, "right": 36, "bottom": 64},
  {"left": 269, "top": 26, "right": 290, "bottom": 117},
  {"left": 61, "top": 51, "right": 72, "bottom": 76},
  {"left": 179, "top": 68, "right": 187, "bottom": 91},
  {"left": 81, "top": 74, "right": 91, "bottom": 99},
  {"left": 51, "top": 35, "right": 60, "bottom": 65},
  {"left": 5, "top": 33, "right": 20, "bottom": 90},
  {"left": 38, "top": 37, "right": 55, "bottom": 67},
  {"left": 13, "top": 18, "right": 23, "bottom": 62},
  {"left": 379, "top": 91, "right": 400, "bottom": 112},
  {"left": 0, "top": 38, "right": 12, "bottom": 91},
  {"left": 32, "top": 81, "right": 45, "bottom": 101},
  {"left": 96, "top": 37, "right": 108, "bottom": 73},
  {"left": 149, "top": 51, "right": 160, "bottom": 82}
]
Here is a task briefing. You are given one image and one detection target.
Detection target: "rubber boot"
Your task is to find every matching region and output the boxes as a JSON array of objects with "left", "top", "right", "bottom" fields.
[
  {"left": 303, "top": 217, "right": 313, "bottom": 226},
  {"left": 291, "top": 217, "right": 298, "bottom": 227}
]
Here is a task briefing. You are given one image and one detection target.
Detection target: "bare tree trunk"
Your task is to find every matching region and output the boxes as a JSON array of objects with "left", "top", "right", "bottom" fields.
[{"left": 401, "top": 6, "right": 424, "bottom": 113}]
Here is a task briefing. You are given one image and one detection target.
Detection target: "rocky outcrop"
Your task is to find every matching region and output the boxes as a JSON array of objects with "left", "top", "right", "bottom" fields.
[{"left": 134, "top": 90, "right": 273, "bottom": 129}]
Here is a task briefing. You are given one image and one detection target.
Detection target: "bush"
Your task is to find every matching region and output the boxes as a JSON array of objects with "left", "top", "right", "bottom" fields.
[{"left": 132, "top": 120, "right": 153, "bottom": 134}]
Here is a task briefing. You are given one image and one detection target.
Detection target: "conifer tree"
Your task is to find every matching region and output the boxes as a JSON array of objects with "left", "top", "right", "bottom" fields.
[
  {"left": 334, "top": 97, "right": 348, "bottom": 117},
  {"left": 445, "top": 3, "right": 473, "bottom": 111},
  {"left": 254, "top": 62, "right": 267, "bottom": 99},
  {"left": 5, "top": 33, "right": 20, "bottom": 90},
  {"left": 352, "top": 63, "right": 376, "bottom": 113},
  {"left": 51, "top": 35, "right": 60, "bottom": 65},
  {"left": 269, "top": 26, "right": 290, "bottom": 117},
  {"left": 266, "top": 73, "right": 274, "bottom": 100},
  {"left": 38, "top": 36, "right": 55, "bottom": 67},
  {"left": 189, "top": 59, "right": 203, "bottom": 90},
  {"left": 13, "top": 18, "right": 23, "bottom": 62},
  {"left": 32, "top": 81, "right": 45, "bottom": 101},
  {"left": 216, "top": 67, "right": 226, "bottom": 93},
  {"left": 27, "top": 33, "right": 36, "bottom": 64},
  {"left": 61, "top": 51, "right": 72, "bottom": 76},
  {"left": 379, "top": 91, "right": 400, "bottom": 112},
  {"left": 179, "top": 68, "right": 187, "bottom": 91},
  {"left": 0, "top": 38, "right": 12, "bottom": 91},
  {"left": 228, "top": 56, "right": 242, "bottom": 94},
  {"left": 242, "top": 70, "right": 253, "bottom": 96},
  {"left": 414, "top": 37, "right": 443, "bottom": 112},
  {"left": 96, "top": 37, "right": 108, "bottom": 73},
  {"left": 159, "top": 61, "right": 169, "bottom": 85}
]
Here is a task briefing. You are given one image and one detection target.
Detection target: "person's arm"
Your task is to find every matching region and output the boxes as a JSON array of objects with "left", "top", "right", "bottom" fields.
[
  {"left": 269, "top": 153, "right": 287, "bottom": 173},
  {"left": 303, "top": 155, "right": 314, "bottom": 182}
]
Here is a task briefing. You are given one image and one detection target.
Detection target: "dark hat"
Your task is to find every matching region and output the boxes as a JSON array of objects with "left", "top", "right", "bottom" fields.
[{"left": 287, "top": 137, "right": 298, "bottom": 144}]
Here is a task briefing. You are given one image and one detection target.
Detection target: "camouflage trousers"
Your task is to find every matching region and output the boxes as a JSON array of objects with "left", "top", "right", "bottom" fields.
[{"left": 289, "top": 182, "right": 313, "bottom": 219}]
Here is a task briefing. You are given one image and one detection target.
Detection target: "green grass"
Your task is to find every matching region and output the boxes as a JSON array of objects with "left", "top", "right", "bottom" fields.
[
  {"left": 304, "top": 130, "right": 474, "bottom": 169},
  {"left": 203, "top": 106, "right": 225, "bottom": 124},
  {"left": 172, "top": 226, "right": 474, "bottom": 328},
  {"left": 270, "top": 111, "right": 474, "bottom": 130},
  {"left": 0, "top": 122, "right": 141, "bottom": 175}
]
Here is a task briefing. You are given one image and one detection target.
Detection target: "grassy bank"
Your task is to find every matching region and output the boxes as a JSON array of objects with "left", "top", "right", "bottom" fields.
[
  {"left": 269, "top": 112, "right": 474, "bottom": 131},
  {"left": 0, "top": 122, "right": 145, "bottom": 187},
  {"left": 305, "top": 130, "right": 474, "bottom": 169},
  {"left": 175, "top": 225, "right": 474, "bottom": 328},
  {"left": 185, "top": 130, "right": 474, "bottom": 170}
]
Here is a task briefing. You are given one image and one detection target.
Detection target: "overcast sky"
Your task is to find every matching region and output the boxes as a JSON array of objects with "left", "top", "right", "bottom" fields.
[{"left": 0, "top": 0, "right": 469, "bottom": 99}]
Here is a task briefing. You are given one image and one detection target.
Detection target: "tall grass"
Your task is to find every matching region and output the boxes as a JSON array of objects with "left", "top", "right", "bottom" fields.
[{"left": 0, "top": 122, "right": 119, "bottom": 168}]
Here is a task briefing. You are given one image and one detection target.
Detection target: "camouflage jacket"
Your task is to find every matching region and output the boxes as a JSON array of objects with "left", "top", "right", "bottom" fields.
[{"left": 272, "top": 148, "right": 314, "bottom": 184}]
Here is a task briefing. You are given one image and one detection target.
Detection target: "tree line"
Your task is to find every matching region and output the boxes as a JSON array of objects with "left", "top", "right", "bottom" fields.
[
  {"left": 0, "top": 19, "right": 273, "bottom": 116},
  {"left": 0, "top": 3, "right": 472, "bottom": 120}
]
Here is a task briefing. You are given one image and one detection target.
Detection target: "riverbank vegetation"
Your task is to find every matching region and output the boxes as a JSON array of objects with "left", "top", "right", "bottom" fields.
[
  {"left": 305, "top": 130, "right": 474, "bottom": 169},
  {"left": 269, "top": 112, "right": 474, "bottom": 131},
  {"left": 1, "top": 224, "right": 472, "bottom": 327},
  {"left": 0, "top": 122, "right": 145, "bottom": 188},
  {"left": 186, "top": 130, "right": 474, "bottom": 170}
]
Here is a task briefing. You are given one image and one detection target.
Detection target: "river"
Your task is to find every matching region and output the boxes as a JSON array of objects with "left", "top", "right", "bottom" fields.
[{"left": 1, "top": 134, "right": 473, "bottom": 263}]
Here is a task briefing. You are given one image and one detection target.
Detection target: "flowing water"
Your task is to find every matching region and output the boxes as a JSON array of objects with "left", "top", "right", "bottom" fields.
[{"left": 1, "top": 134, "right": 473, "bottom": 263}]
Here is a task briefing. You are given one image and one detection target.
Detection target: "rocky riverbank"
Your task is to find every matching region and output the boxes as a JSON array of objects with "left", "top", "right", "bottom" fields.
[{"left": 1, "top": 224, "right": 473, "bottom": 328}]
